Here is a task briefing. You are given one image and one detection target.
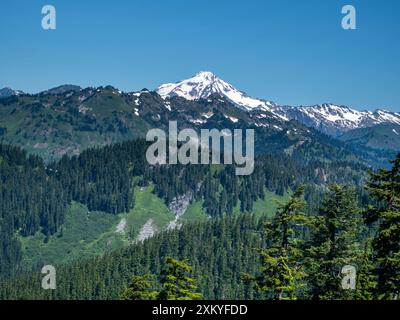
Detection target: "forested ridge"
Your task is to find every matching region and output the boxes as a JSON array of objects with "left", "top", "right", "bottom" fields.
[
  {"left": 0, "top": 139, "right": 370, "bottom": 279},
  {"left": 1, "top": 138, "right": 398, "bottom": 300},
  {"left": 1, "top": 153, "right": 399, "bottom": 300}
]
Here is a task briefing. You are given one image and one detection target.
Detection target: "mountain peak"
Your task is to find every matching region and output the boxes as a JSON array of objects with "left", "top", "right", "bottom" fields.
[
  {"left": 196, "top": 70, "right": 216, "bottom": 76},
  {"left": 156, "top": 71, "right": 277, "bottom": 114},
  {"left": 194, "top": 71, "right": 218, "bottom": 80},
  {"left": 42, "top": 85, "right": 82, "bottom": 95},
  {"left": 0, "top": 87, "right": 24, "bottom": 98},
  {"left": 156, "top": 71, "right": 225, "bottom": 101}
]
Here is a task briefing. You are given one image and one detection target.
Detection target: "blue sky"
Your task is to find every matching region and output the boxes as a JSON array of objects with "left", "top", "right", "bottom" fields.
[{"left": 0, "top": 0, "right": 399, "bottom": 111}]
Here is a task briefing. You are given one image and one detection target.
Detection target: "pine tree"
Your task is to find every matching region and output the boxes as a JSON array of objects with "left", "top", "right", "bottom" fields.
[
  {"left": 366, "top": 153, "right": 400, "bottom": 299},
  {"left": 121, "top": 274, "right": 158, "bottom": 300},
  {"left": 306, "top": 184, "right": 363, "bottom": 300},
  {"left": 158, "top": 257, "right": 203, "bottom": 300},
  {"left": 244, "top": 186, "right": 309, "bottom": 300},
  {"left": 355, "top": 240, "right": 376, "bottom": 300}
]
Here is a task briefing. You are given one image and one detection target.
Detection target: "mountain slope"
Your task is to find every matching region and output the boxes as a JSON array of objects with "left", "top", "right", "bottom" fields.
[
  {"left": 339, "top": 123, "right": 400, "bottom": 151},
  {"left": 0, "top": 85, "right": 360, "bottom": 165},
  {"left": 0, "top": 74, "right": 397, "bottom": 166},
  {"left": 0, "top": 87, "right": 24, "bottom": 98},
  {"left": 41, "top": 85, "right": 82, "bottom": 95}
]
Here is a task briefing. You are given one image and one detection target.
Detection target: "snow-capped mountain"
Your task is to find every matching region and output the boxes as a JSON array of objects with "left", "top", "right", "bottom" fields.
[
  {"left": 277, "top": 104, "right": 400, "bottom": 137},
  {"left": 156, "top": 72, "right": 400, "bottom": 137},
  {"left": 0, "top": 87, "right": 24, "bottom": 98},
  {"left": 157, "top": 71, "right": 277, "bottom": 113}
]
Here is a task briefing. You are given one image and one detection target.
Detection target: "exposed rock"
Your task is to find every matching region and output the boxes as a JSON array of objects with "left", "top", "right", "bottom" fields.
[
  {"left": 137, "top": 219, "right": 157, "bottom": 242},
  {"left": 115, "top": 218, "right": 127, "bottom": 234},
  {"left": 168, "top": 193, "right": 192, "bottom": 217}
]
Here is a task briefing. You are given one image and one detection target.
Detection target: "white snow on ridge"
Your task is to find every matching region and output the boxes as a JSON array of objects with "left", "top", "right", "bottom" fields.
[
  {"left": 156, "top": 71, "right": 280, "bottom": 116},
  {"left": 202, "top": 112, "right": 214, "bottom": 119},
  {"left": 155, "top": 71, "right": 400, "bottom": 133},
  {"left": 393, "top": 129, "right": 399, "bottom": 136},
  {"left": 189, "top": 118, "right": 207, "bottom": 124},
  {"left": 298, "top": 104, "right": 364, "bottom": 126},
  {"left": 224, "top": 115, "right": 239, "bottom": 123},
  {"left": 164, "top": 101, "right": 171, "bottom": 111},
  {"left": 293, "top": 104, "right": 400, "bottom": 131},
  {"left": 374, "top": 110, "right": 400, "bottom": 124}
]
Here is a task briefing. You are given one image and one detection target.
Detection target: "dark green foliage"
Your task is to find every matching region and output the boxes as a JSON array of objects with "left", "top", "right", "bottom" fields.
[
  {"left": 0, "top": 138, "right": 398, "bottom": 300},
  {"left": 157, "top": 257, "right": 203, "bottom": 300},
  {"left": 121, "top": 258, "right": 202, "bottom": 300},
  {"left": 306, "top": 184, "right": 363, "bottom": 300},
  {"left": 366, "top": 153, "right": 400, "bottom": 299},
  {"left": 121, "top": 274, "right": 158, "bottom": 300},
  {"left": 0, "top": 214, "right": 261, "bottom": 300},
  {"left": 51, "top": 140, "right": 148, "bottom": 213},
  {"left": 244, "top": 187, "right": 309, "bottom": 300},
  {"left": 0, "top": 145, "right": 68, "bottom": 278},
  {"left": 355, "top": 240, "right": 376, "bottom": 300}
]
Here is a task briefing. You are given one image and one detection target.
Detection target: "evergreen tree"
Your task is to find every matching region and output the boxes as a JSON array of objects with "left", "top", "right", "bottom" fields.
[
  {"left": 355, "top": 240, "right": 376, "bottom": 300},
  {"left": 121, "top": 274, "right": 158, "bottom": 300},
  {"left": 366, "top": 153, "right": 400, "bottom": 299},
  {"left": 158, "top": 257, "right": 203, "bottom": 300},
  {"left": 306, "top": 184, "right": 363, "bottom": 300},
  {"left": 244, "top": 187, "right": 309, "bottom": 300}
]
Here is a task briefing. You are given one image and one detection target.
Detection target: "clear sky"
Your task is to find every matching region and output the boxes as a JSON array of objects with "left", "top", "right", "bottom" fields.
[{"left": 0, "top": 0, "right": 399, "bottom": 111}]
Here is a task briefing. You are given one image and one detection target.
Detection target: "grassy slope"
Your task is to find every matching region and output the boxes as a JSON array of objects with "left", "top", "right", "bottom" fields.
[
  {"left": 123, "top": 185, "right": 175, "bottom": 238},
  {"left": 182, "top": 189, "right": 290, "bottom": 222},
  {"left": 20, "top": 202, "right": 121, "bottom": 271},
  {"left": 252, "top": 190, "right": 291, "bottom": 218},
  {"left": 20, "top": 186, "right": 174, "bottom": 271},
  {"left": 20, "top": 187, "right": 288, "bottom": 271},
  {"left": 0, "top": 90, "right": 150, "bottom": 161},
  {"left": 181, "top": 201, "right": 207, "bottom": 222}
]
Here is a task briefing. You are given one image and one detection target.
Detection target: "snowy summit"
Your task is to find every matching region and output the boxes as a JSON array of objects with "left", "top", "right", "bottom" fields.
[{"left": 156, "top": 71, "right": 276, "bottom": 112}]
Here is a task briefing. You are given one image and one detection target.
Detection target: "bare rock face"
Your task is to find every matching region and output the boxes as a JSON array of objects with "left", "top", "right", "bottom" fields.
[
  {"left": 115, "top": 218, "right": 127, "bottom": 234},
  {"left": 168, "top": 193, "right": 193, "bottom": 218},
  {"left": 137, "top": 219, "right": 157, "bottom": 242}
]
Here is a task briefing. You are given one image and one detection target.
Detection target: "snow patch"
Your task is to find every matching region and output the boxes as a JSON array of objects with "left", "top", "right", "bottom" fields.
[
  {"left": 202, "top": 112, "right": 214, "bottom": 119},
  {"left": 189, "top": 118, "right": 207, "bottom": 124},
  {"left": 224, "top": 115, "right": 239, "bottom": 123}
]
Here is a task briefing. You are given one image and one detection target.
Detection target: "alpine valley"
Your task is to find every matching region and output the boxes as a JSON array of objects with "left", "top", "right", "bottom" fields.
[{"left": 0, "top": 72, "right": 399, "bottom": 300}]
